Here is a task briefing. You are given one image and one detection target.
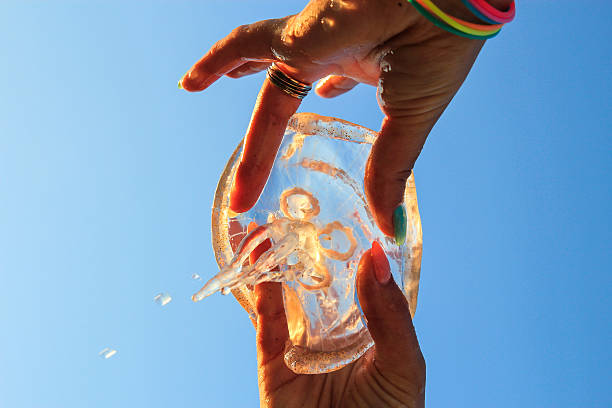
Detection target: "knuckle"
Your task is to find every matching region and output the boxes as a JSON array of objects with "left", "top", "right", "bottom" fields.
[{"left": 231, "top": 24, "right": 250, "bottom": 38}]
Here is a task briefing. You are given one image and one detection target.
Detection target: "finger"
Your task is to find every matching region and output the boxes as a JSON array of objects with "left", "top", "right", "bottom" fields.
[
  {"left": 356, "top": 242, "right": 425, "bottom": 380},
  {"left": 254, "top": 282, "right": 289, "bottom": 364},
  {"left": 226, "top": 61, "right": 271, "bottom": 79},
  {"left": 229, "top": 77, "right": 302, "bottom": 213},
  {"left": 364, "top": 52, "right": 444, "bottom": 238},
  {"left": 365, "top": 40, "right": 483, "bottom": 239},
  {"left": 250, "top": 234, "right": 295, "bottom": 386},
  {"left": 247, "top": 224, "right": 289, "bottom": 363},
  {"left": 314, "top": 75, "right": 359, "bottom": 98},
  {"left": 180, "top": 18, "right": 286, "bottom": 91},
  {"left": 365, "top": 114, "right": 433, "bottom": 238}
]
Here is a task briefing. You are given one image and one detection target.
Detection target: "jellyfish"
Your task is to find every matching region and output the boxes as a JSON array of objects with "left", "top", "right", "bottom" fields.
[{"left": 192, "top": 187, "right": 356, "bottom": 302}]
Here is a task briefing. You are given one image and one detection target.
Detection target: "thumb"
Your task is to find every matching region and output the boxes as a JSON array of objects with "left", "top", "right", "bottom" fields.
[
  {"left": 365, "top": 35, "right": 484, "bottom": 240},
  {"left": 365, "top": 115, "right": 433, "bottom": 241},
  {"left": 356, "top": 241, "right": 425, "bottom": 378}
]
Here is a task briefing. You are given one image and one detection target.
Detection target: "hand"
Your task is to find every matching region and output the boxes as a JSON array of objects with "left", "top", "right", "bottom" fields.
[
  {"left": 180, "top": 0, "right": 486, "bottom": 238},
  {"left": 252, "top": 241, "right": 425, "bottom": 407}
]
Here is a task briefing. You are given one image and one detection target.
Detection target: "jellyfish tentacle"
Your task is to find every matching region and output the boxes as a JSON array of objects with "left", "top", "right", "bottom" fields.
[
  {"left": 230, "top": 224, "right": 274, "bottom": 268},
  {"left": 293, "top": 249, "right": 333, "bottom": 291},
  {"left": 192, "top": 267, "right": 239, "bottom": 302},
  {"left": 297, "top": 262, "right": 332, "bottom": 291},
  {"left": 193, "top": 224, "right": 302, "bottom": 302},
  {"left": 193, "top": 223, "right": 275, "bottom": 302},
  {"left": 250, "top": 232, "right": 300, "bottom": 279}
]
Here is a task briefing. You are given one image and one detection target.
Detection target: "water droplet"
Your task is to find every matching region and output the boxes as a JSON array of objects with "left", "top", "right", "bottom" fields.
[
  {"left": 99, "top": 347, "right": 117, "bottom": 359},
  {"left": 376, "top": 78, "right": 386, "bottom": 107},
  {"left": 192, "top": 273, "right": 201, "bottom": 281},
  {"left": 154, "top": 292, "right": 172, "bottom": 306},
  {"left": 320, "top": 17, "right": 335, "bottom": 30}
]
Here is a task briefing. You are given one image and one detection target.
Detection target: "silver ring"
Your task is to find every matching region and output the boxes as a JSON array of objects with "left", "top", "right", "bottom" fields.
[{"left": 266, "top": 63, "right": 312, "bottom": 100}]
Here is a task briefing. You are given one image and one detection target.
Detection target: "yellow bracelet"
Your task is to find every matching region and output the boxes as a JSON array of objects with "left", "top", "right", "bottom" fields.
[{"left": 414, "top": 0, "right": 501, "bottom": 37}]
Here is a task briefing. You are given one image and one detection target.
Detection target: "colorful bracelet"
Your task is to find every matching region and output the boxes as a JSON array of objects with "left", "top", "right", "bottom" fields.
[
  {"left": 461, "top": 0, "right": 516, "bottom": 24},
  {"left": 408, "top": 0, "right": 500, "bottom": 40},
  {"left": 415, "top": 0, "right": 501, "bottom": 36}
]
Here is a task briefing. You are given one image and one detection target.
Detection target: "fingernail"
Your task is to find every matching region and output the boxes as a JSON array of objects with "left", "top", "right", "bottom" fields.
[
  {"left": 393, "top": 204, "right": 407, "bottom": 246},
  {"left": 371, "top": 241, "right": 391, "bottom": 284}
]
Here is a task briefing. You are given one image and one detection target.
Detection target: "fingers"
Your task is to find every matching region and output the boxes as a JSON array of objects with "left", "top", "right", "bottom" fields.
[
  {"left": 356, "top": 242, "right": 425, "bottom": 380},
  {"left": 226, "top": 61, "right": 271, "bottom": 79},
  {"left": 179, "top": 18, "right": 302, "bottom": 213},
  {"left": 315, "top": 75, "right": 359, "bottom": 98},
  {"left": 229, "top": 78, "right": 302, "bottom": 213},
  {"left": 180, "top": 18, "right": 286, "bottom": 91}
]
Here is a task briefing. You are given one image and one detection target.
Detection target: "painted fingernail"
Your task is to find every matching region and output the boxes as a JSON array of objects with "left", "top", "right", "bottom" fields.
[
  {"left": 393, "top": 204, "right": 407, "bottom": 246},
  {"left": 371, "top": 241, "right": 391, "bottom": 284}
]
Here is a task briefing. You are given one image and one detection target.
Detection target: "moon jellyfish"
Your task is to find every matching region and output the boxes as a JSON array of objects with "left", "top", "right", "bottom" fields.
[{"left": 197, "top": 113, "right": 423, "bottom": 374}]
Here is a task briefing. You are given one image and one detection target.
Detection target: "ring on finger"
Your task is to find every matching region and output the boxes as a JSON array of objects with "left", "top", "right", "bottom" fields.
[{"left": 266, "top": 63, "right": 312, "bottom": 100}]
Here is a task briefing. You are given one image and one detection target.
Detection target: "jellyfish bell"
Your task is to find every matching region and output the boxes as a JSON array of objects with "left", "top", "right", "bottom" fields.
[{"left": 200, "top": 113, "right": 423, "bottom": 374}]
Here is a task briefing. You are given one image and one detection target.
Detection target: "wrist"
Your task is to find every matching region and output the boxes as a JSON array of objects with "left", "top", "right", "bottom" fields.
[
  {"left": 487, "top": 0, "right": 513, "bottom": 9},
  {"left": 435, "top": 0, "right": 512, "bottom": 24}
]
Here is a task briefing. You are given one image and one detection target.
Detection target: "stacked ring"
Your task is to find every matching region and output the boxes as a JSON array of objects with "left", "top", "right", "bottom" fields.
[{"left": 266, "top": 64, "right": 312, "bottom": 100}]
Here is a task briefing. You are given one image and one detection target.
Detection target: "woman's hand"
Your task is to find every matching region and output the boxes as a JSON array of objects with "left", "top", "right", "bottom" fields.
[
  {"left": 252, "top": 242, "right": 426, "bottom": 407},
  {"left": 180, "top": 0, "right": 486, "bottom": 239}
]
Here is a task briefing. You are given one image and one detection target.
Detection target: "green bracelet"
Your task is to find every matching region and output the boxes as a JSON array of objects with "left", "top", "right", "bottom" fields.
[{"left": 408, "top": 0, "right": 500, "bottom": 40}]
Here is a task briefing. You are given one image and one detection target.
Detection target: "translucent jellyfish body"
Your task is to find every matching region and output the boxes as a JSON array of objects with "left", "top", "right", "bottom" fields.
[{"left": 201, "top": 113, "right": 422, "bottom": 374}]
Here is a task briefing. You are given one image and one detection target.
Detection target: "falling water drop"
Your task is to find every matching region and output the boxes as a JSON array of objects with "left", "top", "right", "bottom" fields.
[
  {"left": 99, "top": 347, "right": 118, "bottom": 359},
  {"left": 154, "top": 292, "right": 172, "bottom": 306}
]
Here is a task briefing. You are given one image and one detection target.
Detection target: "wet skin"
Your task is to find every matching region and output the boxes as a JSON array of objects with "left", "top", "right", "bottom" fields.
[{"left": 180, "top": 0, "right": 506, "bottom": 238}]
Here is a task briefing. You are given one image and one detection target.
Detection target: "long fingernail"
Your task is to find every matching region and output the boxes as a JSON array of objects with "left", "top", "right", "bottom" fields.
[
  {"left": 393, "top": 204, "right": 407, "bottom": 246},
  {"left": 371, "top": 241, "right": 391, "bottom": 284}
]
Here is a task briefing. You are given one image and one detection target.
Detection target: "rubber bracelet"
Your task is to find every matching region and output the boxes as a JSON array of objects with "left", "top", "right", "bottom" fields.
[
  {"left": 414, "top": 0, "right": 501, "bottom": 36},
  {"left": 408, "top": 0, "right": 500, "bottom": 40},
  {"left": 418, "top": 0, "right": 503, "bottom": 31},
  {"left": 461, "top": 0, "right": 515, "bottom": 24}
]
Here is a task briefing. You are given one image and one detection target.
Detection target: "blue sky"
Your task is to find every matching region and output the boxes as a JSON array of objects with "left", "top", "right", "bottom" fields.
[{"left": 1, "top": 1, "right": 610, "bottom": 407}]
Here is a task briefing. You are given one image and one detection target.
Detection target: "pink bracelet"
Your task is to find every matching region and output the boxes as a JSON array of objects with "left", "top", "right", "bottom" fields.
[{"left": 464, "top": 0, "right": 515, "bottom": 24}]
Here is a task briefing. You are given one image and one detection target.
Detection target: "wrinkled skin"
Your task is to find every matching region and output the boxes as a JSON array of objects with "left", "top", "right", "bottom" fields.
[
  {"left": 181, "top": 0, "right": 487, "bottom": 237},
  {"left": 252, "top": 243, "right": 426, "bottom": 408}
]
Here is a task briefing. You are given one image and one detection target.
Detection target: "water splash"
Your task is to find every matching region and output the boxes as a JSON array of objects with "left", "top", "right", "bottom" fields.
[
  {"left": 154, "top": 292, "right": 172, "bottom": 306},
  {"left": 99, "top": 347, "right": 117, "bottom": 359}
]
